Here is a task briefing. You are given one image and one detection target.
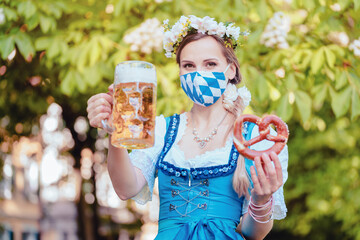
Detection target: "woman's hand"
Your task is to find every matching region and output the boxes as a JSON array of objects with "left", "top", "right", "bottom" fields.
[
  {"left": 86, "top": 85, "right": 114, "bottom": 128},
  {"left": 250, "top": 151, "right": 283, "bottom": 204}
]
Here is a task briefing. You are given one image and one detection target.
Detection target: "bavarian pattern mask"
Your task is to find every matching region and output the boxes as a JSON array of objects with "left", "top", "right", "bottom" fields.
[{"left": 180, "top": 65, "right": 230, "bottom": 107}]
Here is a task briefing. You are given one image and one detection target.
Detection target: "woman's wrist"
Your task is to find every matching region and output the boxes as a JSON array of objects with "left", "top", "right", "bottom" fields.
[{"left": 248, "top": 195, "right": 274, "bottom": 224}]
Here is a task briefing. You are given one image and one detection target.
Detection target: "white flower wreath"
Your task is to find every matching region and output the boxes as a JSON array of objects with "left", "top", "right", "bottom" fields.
[{"left": 162, "top": 15, "right": 250, "bottom": 58}]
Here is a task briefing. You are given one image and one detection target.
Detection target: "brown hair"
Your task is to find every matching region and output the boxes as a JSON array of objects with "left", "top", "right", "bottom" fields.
[{"left": 175, "top": 33, "right": 242, "bottom": 85}]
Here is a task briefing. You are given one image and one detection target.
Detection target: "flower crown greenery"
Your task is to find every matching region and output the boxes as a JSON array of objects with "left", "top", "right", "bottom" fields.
[{"left": 162, "top": 15, "right": 250, "bottom": 58}]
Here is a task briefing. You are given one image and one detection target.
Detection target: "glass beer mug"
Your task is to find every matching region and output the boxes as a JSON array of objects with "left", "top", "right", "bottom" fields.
[{"left": 102, "top": 61, "right": 157, "bottom": 149}]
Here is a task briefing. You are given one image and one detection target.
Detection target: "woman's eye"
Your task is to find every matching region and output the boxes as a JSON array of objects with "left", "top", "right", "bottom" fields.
[
  {"left": 183, "top": 63, "right": 194, "bottom": 68},
  {"left": 206, "top": 62, "right": 217, "bottom": 67}
]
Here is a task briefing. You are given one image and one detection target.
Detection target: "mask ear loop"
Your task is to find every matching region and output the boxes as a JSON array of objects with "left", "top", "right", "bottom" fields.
[
  {"left": 224, "top": 64, "right": 231, "bottom": 74},
  {"left": 224, "top": 64, "right": 231, "bottom": 84}
]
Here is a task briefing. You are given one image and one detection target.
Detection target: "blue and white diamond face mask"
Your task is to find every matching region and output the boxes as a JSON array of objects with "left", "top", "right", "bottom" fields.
[{"left": 180, "top": 65, "right": 230, "bottom": 107}]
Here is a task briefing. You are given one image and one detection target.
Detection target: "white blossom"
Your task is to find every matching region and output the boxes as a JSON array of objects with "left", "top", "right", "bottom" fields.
[
  {"left": 237, "top": 86, "right": 251, "bottom": 107},
  {"left": 330, "top": 3, "right": 341, "bottom": 12},
  {"left": 260, "top": 12, "right": 291, "bottom": 49},
  {"left": 0, "top": 8, "right": 5, "bottom": 25},
  {"left": 123, "top": 18, "right": 163, "bottom": 55},
  {"left": 223, "top": 84, "right": 238, "bottom": 102},
  {"left": 216, "top": 22, "right": 227, "bottom": 37},
  {"left": 328, "top": 32, "right": 349, "bottom": 47},
  {"left": 349, "top": 38, "right": 360, "bottom": 57}
]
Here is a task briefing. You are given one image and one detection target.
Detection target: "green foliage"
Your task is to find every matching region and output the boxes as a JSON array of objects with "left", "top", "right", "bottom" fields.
[{"left": 1, "top": 0, "right": 360, "bottom": 239}]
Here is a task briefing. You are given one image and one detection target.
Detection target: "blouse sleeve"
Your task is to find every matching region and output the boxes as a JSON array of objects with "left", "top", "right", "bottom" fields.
[
  {"left": 241, "top": 124, "right": 289, "bottom": 220},
  {"left": 129, "top": 115, "right": 166, "bottom": 204}
]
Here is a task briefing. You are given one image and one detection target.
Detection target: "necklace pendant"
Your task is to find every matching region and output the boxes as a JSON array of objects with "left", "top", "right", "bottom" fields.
[{"left": 199, "top": 140, "right": 207, "bottom": 149}]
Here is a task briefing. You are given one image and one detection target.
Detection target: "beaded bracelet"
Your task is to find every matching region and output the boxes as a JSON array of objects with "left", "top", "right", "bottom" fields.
[
  {"left": 248, "top": 196, "right": 274, "bottom": 223},
  {"left": 249, "top": 196, "right": 273, "bottom": 210}
]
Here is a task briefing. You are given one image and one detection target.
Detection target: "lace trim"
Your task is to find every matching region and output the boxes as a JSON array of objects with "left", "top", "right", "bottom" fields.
[
  {"left": 156, "top": 114, "right": 253, "bottom": 180},
  {"left": 174, "top": 112, "right": 188, "bottom": 145},
  {"left": 173, "top": 136, "right": 234, "bottom": 166}
]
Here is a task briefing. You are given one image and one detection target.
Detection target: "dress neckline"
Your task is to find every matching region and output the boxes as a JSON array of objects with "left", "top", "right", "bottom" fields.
[
  {"left": 156, "top": 114, "right": 241, "bottom": 180},
  {"left": 174, "top": 112, "right": 234, "bottom": 162}
]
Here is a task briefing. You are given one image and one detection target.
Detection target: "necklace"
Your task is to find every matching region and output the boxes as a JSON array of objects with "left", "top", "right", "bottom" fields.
[{"left": 192, "top": 112, "right": 228, "bottom": 149}]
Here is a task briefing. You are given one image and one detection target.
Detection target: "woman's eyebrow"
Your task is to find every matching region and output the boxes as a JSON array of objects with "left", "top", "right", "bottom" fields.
[
  {"left": 180, "top": 60, "right": 194, "bottom": 63},
  {"left": 203, "top": 58, "right": 220, "bottom": 61}
]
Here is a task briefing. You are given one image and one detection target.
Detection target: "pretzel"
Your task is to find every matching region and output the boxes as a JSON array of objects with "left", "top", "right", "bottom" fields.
[{"left": 233, "top": 114, "right": 289, "bottom": 160}]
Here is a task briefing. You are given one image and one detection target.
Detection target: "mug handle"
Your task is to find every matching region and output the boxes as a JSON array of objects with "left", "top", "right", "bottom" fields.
[{"left": 101, "top": 119, "right": 115, "bottom": 134}]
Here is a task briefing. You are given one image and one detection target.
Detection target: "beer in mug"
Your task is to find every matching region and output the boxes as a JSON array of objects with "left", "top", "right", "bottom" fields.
[{"left": 103, "top": 61, "right": 157, "bottom": 149}]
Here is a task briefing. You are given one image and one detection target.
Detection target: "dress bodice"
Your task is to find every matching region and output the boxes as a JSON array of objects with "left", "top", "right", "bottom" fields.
[
  {"left": 154, "top": 114, "right": 251, "bottom": 239},
  {"left": 129, "top": 112, "right": 289, "bottom": 239},
  {"left": 158, "top": 171, "right": 244, "bottom": 221}
]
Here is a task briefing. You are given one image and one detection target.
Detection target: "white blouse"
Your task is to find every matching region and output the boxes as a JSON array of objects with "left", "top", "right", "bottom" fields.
[{"left": 129, "top": 113, "right": 288, "bottom": 220}]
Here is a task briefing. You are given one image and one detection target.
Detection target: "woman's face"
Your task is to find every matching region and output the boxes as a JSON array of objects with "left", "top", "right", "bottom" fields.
[{"left": 179, "top": 36, "right": 236, "bottom": 80}]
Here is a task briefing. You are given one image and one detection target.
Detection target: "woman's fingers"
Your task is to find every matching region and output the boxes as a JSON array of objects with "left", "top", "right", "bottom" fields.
[
  {"left": 262, "top": 153, "right": 279, "bottom": 192},
  {"left": 250, "top": 165, "right": 262, "bottom": 194},
  {"left": 87, "top": 93, "right": 113, "bottom": 128},
  {"left": 254, "top": 156, "right": 270, "bottom": 194},
  {"left": 89, "top": 112, "right": 111, "bottom": 128},
  {"left": 251, "top": 152, "right": 283, "bottom": 201},
  {"left": 108, "top": 84, "right": 114, "bottom": 93},
  {"left": 270, "top": 151, "right": 283, "bottom": 187}
]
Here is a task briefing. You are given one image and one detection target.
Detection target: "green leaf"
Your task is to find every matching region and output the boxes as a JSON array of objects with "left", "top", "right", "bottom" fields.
[
  {"left": 311, "top": 48, "right": 325, "bottom": 74},
  {"left": 3, "top": 6, "right": 18, "bottom": 21},
  {"left": 295, "top": 90, "right": 312, "bottom": 123},
  {"left": 324, "top": 47, "right": 336, "bottom": 68},
  {"left": 330, "top": 86, "right": 352, "bottom": 118},
  {"left": 89, "top": 39, "right": 101, "bottom": 66},
  {"left": 0, "top": 36, "right": 15, "bottom": 59},
  {"left": 60, "top": 70, "right": 76, "bottom": 95},
  {"left": 14, "top": 32, "right": 35, "bottom": 58},
  {"left": 256, "top": 74, "right": 269, "bottom": 102},
  {"left": 286, "top": 73, "right": 299, "bottom": 91},
  {"left": 34, "top": 37, "right": 52, "bottom": 50},
  {"left": 47, "top": 38, "right": 62, "bottom": 59},
  {"left": 335, "top": 71, "right": 348, "bottom": 90},
  {"left": 351, "top": 89, "right": 360, "bottom": 120},
  {"left": 277, "top": 94, "right": 293, "bottom": 122},
  {"left": 312, "top": 84, "right": 328, "bottom": 110},
  {"left": 39, "top": 14, "right": 56, "bottom": 33},
  {"left": 27, "top": 13, "right": 40, "bottom": 31},
  {"left": 17, "top": 0, "right": 37, "bottom": 19},
  {"left": 355, "top": 0, "right": 360, "bottom": 11},
  {"left": 83, "top": 66, "right": 102, "bottom": 88},
  {"left": 75, "top": 72, "right": 86, "bottom": 93},
  {"left": 257, "top": 0, "right": 267, "bottom": 21}
]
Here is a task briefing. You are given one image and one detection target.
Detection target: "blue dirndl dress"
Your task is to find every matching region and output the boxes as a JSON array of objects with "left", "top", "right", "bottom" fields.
[{"left": 154, "top": 114, "right": 256, "bottom": 240}]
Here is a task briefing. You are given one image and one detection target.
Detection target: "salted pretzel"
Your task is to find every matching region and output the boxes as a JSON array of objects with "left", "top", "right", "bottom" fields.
[{"left": 233, "top": 114, "right": 289, "bottom": 160}]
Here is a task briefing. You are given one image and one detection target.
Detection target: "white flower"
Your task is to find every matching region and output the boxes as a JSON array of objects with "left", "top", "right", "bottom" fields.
[
  {"left": 330, "top": 3, "right": 341, "bottom": 12},
  {"left": 189, "top": 15, "right": 200, "bottom": 29},
  {"left": 328, "top": 31, "right": 349, "bottom": 47},
  {"left": 237, "top": 86, "right": 251, "bottom": 107},
  {"left": 0, "top": 8, "right": 5, "bottom": 25},
  {"left": 216, "top": 22, "right": 226, "bottom": 37},
  {"left": 165, "top": 52, "right": 172, "bottom": 58},
  {"left": 260, "top": 11, "right": 291, "bottom": 49},
  {"left": 275, "top": 67, "right": 286, "bottom": 78},
  {"left": 123, "top": 18, "right": 164, "bottom": 55},
  {"left": 226, "top": 24, "right": 239, "bottom": 39},
  {"left": 224, "top": 84, "right": 238, "bottom": 102},
  {"left": 349, "top": 38, "right": 360, "bottom": 57}
]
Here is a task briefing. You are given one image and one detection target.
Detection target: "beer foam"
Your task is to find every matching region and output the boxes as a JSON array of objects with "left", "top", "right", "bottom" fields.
[{"left": 115, "top": 63, "right": 157, "bottom": 85}]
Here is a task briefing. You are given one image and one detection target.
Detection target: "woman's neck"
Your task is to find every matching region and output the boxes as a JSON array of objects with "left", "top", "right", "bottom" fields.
[{"left": 189, "top": 100, "right": 234, "bottom": 130}]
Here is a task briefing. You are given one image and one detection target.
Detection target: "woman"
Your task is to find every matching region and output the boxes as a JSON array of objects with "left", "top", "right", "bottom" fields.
[{"left": 87, "top": 15, "right": 288, "bottom": 240}]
